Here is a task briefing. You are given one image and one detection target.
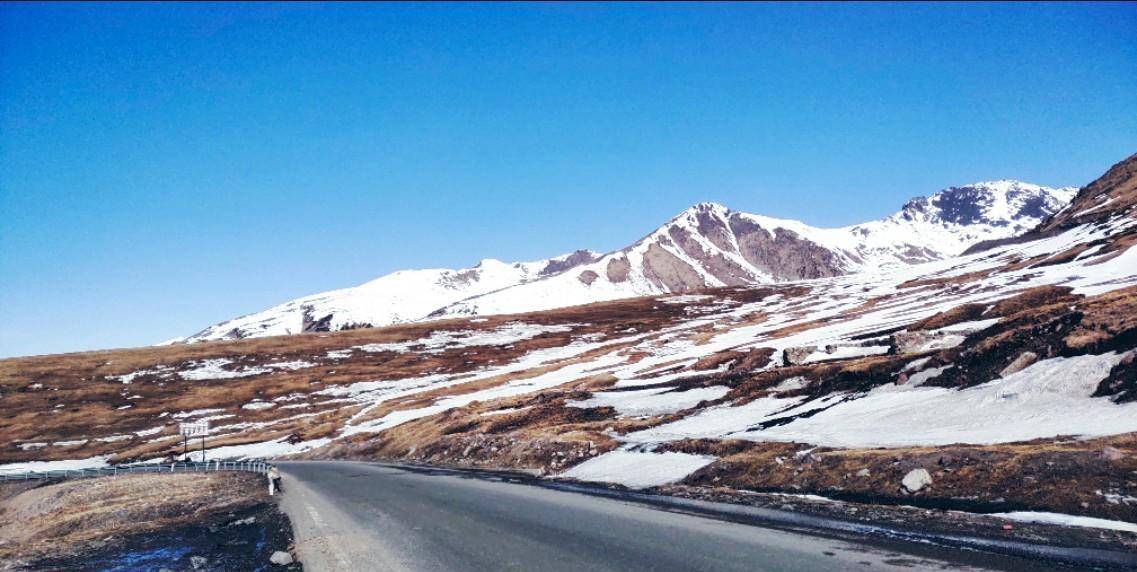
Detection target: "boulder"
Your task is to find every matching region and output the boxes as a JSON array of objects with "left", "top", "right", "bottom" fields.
[
  {"left": 190, "top": 556, "right": 208, "bottom": 570},
  {"left": 270, "top": 551, "right": 294, "bottom": 566},
  {"left": 901, "top": 468, "right": 932, "bottom": 493},
  {"left": 999, "top": 351, "right": 1038, "bottom": 378},
  {"left": 783, "top": 346, "right": 817, "bottom": 366}
]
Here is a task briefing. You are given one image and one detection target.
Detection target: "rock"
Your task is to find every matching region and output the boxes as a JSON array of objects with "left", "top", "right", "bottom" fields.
[
  {"left": 270, "top": 551, "right": 294, "bottom": 566},
  {"left": 783, "top": 346, "right": 817, "bottom": 366},
  {"left": 999, "top": 351, "right": 1039, "bottom": 377},
  {"left": 1101, "top": 446, "right": 1125, "bottom": 461},
  {"left": 901, "top": 468, "right": 932, "bottom": 493},
  {"left": 891, "top": 330, "right": 965, "bottom": 354},
  {"left": 190, "top": 556, "right": 209, "bottom": 569},
  {"left": 855, "top": 468, "right": 871, "bottom": 478}
]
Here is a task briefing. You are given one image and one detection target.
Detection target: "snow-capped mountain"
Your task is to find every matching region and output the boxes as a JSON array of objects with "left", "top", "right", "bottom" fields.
[
  {"left": 176, "top": 250, "right": 598, "bottom": 343},
  {"left": 179, "top": 180, "right": 1074, "bottom": 342},
  {"left": 435, "top": 181, "right": 1075, "bottom": 318}
]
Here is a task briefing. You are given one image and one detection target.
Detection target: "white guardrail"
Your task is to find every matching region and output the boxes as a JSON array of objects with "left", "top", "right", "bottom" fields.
[{"left": 0, "top": 460, "right": 273, "bottom": 481}]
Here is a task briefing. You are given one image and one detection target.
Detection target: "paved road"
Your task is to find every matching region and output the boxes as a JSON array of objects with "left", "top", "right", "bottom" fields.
[{"left": 276, "top": 461, "right": 1073, "bottom": 572}]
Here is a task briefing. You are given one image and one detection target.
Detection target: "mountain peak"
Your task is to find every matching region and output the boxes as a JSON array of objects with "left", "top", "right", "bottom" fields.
[
  {"left": 897, "top": 180, "right": 1074, "bottom": 227},
  {"left": 683, "top": 201, "right": 731, "bottom": 215}
]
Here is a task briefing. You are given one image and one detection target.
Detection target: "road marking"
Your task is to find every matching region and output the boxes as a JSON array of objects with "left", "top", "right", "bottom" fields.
[{"left": 299, "top": 492, "right": 352, "bottom": 569}]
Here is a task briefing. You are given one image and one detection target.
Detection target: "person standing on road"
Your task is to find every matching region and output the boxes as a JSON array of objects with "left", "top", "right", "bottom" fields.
[{"left": 268, "top": 465, "right": 282, "bottom": 494}]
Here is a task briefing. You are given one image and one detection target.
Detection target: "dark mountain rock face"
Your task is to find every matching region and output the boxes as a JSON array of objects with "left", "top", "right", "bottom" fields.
[
  {"left": 606, "top": 258, "right": 631, "bottom": 283},
  {"left": 540, "top": 250, "right": 599, "bottom": 277},
  {"left": 727, "top": 214, "right": 846, "bottom": 280},
  {"left": 928, "top": 187, "right": 993, "bottom": 226},
  {"left": 641, "top": 243, "right": 708, "bottom": 291}
]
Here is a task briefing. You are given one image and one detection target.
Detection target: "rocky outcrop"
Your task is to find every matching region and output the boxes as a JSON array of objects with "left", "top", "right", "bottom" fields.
[
  {"left": 728, "top": 214, "right": 846, "bottom": 280},
  {"left": 641, "top": 243, "right": 708, "bottom": 292},
  {"left": 540, "top": 250, "right": 599, "bottom": 277},
  {"left": 667, "top": 226, "right": 755, "bottom": 286},
  {"left": 606, "top": 257, "right": 630, "bottom": 283}
]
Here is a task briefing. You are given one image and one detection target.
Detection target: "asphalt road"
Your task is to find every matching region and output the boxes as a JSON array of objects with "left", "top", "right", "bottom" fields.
[{"left": 276, "top": 461, "right": 1078, "bottom": 572}]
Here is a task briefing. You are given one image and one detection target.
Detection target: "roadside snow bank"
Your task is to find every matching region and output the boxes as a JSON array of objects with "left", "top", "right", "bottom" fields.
[
  {"left": 992, "top": 512, "right": 1137, "bottom": 534},
  {"left": 561, "top": 450, "right": 715, "bottom": 489}
]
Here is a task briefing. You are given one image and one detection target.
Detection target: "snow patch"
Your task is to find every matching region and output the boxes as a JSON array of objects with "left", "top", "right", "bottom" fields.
[{"left": 561, "top": 450, "right": 716, "bottom": 489}]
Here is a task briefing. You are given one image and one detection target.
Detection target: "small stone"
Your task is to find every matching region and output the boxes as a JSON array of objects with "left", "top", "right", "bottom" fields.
[
  {"left": 190, "top": 556, "right": 208, "bottom": 569},
  {"left": 1101, "top": 446, "right": 1125, "bottom": 461},
  {"left": 855, "top": 468, "right": 871, "bottom": 478},
  {"left": 901, "top": 468, "right": 933, "bottom": 493},
  {"left": 270, "top": 551, "right": 294, "bottom": 566}
]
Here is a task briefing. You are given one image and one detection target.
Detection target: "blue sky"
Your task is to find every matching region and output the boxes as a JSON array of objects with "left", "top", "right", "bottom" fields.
[{"left": 1, "top": 2, "right": 1135, "bottom": 357}]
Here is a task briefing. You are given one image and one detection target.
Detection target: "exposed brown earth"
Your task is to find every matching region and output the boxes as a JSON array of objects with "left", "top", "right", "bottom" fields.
[
  {"left": 0, "top": 291, "right": 747, "bottom": 466},
  {"left": 0, "top": 472, "right": 291, "bottom": 569}
]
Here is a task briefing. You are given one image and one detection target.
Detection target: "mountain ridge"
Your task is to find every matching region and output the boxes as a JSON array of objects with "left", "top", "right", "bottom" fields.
[{"left": 178, "top": 179, "right": 1075, "bottom": 343}]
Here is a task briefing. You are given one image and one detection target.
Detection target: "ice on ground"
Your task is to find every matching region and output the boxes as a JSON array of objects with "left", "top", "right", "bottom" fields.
[
  {"left": 991, "top": 512, "right": 1137, "bottom": 534},
  {"left": 242, "top": 401, "right": 275, "bottom": 410},
  {"left": 561, "top": 450, "right": 716, "bottom": 489},
  {"left": 568, "top": 386, "right": 730, "bottom": 417}
]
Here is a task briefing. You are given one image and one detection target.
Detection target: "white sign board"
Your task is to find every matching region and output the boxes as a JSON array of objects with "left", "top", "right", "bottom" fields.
[{"left": 179, "top": 421, "right": 209, "bottom": 437}]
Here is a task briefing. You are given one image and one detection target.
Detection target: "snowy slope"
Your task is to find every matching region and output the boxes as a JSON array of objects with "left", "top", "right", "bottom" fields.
[
  {"left": 177, "top": 251, "right": 598, "bottom": 343},
  {"left": 180, "top": 180, "right": 1072, "bottom": 342}
]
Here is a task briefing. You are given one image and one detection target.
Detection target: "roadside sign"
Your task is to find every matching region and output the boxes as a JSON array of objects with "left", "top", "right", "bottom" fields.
[{"left": 179, "top": 421, "right": 209, "bottom": 437}]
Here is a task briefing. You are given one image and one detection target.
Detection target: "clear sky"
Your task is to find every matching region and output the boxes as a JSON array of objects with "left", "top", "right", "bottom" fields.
[{"left": 1, "top": 2, "right": 1135, "bottom": 358}]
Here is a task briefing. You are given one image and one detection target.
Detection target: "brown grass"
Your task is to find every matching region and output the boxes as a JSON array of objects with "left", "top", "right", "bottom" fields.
[{"left": 0, "top": 472, "right": 266, "bottom": 564}]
